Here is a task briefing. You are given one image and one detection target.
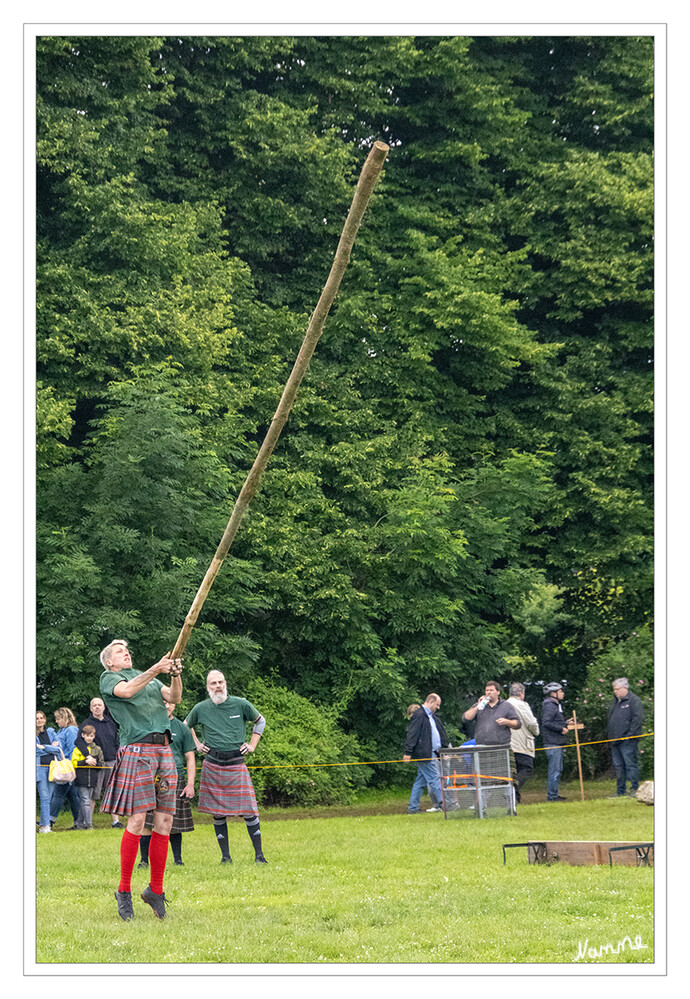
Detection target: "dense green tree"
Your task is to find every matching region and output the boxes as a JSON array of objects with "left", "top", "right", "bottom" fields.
[{"left": 36, "top": 35, "right": 653, "bottom": 783}]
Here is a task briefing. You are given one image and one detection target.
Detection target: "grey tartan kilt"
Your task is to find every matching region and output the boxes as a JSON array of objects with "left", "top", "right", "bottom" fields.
[{"left": 144, "top": 792, "right": 194, "bottom": 833}]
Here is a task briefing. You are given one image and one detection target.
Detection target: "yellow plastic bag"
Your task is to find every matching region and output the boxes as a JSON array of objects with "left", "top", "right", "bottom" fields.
[{"left": 49, "top": 749, "right": 76, "bottom": 784}]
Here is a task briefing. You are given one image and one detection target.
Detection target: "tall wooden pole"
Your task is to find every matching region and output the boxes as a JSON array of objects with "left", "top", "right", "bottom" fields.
[
  {"left": 572, "top": 710, "right": 585, "bottom": 803},
  {"left": 171, "top": 141, "right": 390, "bottom": 659}
]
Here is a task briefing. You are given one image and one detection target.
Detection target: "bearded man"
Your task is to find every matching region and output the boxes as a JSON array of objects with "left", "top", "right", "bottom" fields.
[{"left": 185, "top": 671, "right": 267, "bottom": 864}]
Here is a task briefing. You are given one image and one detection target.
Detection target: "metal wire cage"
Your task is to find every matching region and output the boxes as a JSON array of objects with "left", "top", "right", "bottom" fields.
[{"left": 438, "top": 745, "right": 516, "bottom": 819}]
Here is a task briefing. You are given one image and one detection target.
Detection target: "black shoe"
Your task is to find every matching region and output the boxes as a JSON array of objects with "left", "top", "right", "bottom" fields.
[
  {"left": 548, "top": 796, "right": 568, "bottom": 802},
  {"left": 137, "top": 860, "right": 149, "bottom": 869},
  {"left": 220, "top": 856, "right": 233, "bottom": 864},
  {"left": 115, "top": 890, "right": 134, "bottom": 921},
  {"left": 174, "top": 860, "right": 184, "bottom": 866},
  {"left": 255, "top": 853, "right": 268, "bottom": 864},
  {"left": 112, "top": 821, "right": 124, "bottom": 829},
  {"left": 67, "top": 825, "right": 79, "bottom": 830},
  {"left": 140, "top": 884, "right": 169, "bottom": 919}
]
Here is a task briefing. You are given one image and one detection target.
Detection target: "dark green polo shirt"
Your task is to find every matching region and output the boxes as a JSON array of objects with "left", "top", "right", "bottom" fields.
[
  {"left": 169, "top": 714, "right": 196, "bottom": 771},
  {"left": 100, "top": 668, "right": 170, "bottom": 747},
  {"left": 185, "top": 697, "right": 260, "bottom": 752}
]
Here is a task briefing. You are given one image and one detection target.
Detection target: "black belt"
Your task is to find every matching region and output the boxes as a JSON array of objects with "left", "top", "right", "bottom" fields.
[
  {"left": 134, "top": 732, "right": 170, "bottom": 745},
  {"left": 207, "top": 748, "right": 244, "bottom": 765}
]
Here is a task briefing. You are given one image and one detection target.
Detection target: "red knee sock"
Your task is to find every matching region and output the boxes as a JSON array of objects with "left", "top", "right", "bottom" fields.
[
  {"left": 148, "top": 831, "right": 170, "bottom": 895},
  {"left": 119, "top": 829, "right": 141, "bottom": 893}
]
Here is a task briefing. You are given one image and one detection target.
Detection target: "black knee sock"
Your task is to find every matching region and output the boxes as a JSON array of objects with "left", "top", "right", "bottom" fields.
[
  {"left": 170, "top": 832, "right": 182, "bottom": 863},
  {"left": 244, "top": 815, "right": 263, "bottom": 856},
  {"left": 213, "top": 817, "right": 231, "bottom": 859},
  {"left": 139, "top": 834, "right": 151, "bottom": 864}
]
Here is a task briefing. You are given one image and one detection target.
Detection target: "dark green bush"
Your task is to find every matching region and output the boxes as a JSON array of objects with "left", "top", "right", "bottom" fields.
[
  {"left": 569, "top": 625, "right": 654, "bottom": 780},
  {"left": 244, "top": 678, "right": 371, "bottom": 807}
]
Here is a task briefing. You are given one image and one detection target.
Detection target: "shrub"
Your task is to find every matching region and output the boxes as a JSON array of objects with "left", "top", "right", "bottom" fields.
[{"left": 244, "top": 677, "right": 370, "bottom": 807}]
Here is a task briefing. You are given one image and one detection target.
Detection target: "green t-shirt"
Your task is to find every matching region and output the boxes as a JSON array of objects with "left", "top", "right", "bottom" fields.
[
  {"left": 169, "top": 714, "right": 196, "bottom": 773},
  {"left": 100, "top": 668, "right": 170, "bottom": 747},
  {"left": 185, "top": 697, "right": 260, "bottom": 752}
]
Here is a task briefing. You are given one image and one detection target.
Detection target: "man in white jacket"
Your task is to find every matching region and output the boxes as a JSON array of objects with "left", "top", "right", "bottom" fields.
[{"left": 508, "top": 683, "right": 540, "bottom": 803}]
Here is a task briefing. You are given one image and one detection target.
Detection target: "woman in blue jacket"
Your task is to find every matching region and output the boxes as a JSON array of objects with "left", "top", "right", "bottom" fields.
[
  {"left": 36, "top": 710, "right": 61, "bottom": 832},
  {"left": 49, "top": 707, "right": 82, "bottom": 828}
]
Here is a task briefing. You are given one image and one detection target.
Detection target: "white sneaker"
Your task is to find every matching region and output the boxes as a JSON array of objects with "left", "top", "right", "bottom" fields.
[
  {"left": 426, "top": 806, "right": 442, "bottom": 812},
  {"left": 38, "top": 825, "right": 52, "bottom": 834}
]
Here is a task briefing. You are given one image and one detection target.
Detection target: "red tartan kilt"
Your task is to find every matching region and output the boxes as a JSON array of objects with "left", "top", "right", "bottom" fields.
[
  {"left": 100, "top": 743, "right": 177, "bottom": 816},
  {"left": 197, "top": 758, "right": 258, "bottom": 816}
]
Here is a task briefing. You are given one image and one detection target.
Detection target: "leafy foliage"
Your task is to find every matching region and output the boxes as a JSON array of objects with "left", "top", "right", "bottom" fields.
[{"left": 36, "top": 36, "right": 653, "bottom": 782}]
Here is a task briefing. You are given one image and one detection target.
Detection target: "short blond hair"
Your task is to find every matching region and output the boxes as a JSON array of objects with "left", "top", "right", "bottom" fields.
[{"left": 100, "top": 639, "right": 128, "bottom": 670}]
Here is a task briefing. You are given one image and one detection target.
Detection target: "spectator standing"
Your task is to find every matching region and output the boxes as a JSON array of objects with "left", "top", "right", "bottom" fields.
[
  {"left": 404, "top": 704, "right": 442, "bottom": 811},
  {"left": 71, "top": 725, "right": 105, "bottom": 829},
  {"left": 507, "top": 683, "right": 540, "bottom": 803},
  {"left": 462, "top": 682, "right": 521, "bottom": 746},
  {"left": 541, "top": 682, "right": 570, "bottom": 802},
  {"left": 75, "top": 697, "right": 123, "bottom": 828},
  {"left": 49, "top": 707, "right": 82, "bottom": 829},
  {"left": 138, "top": 700, "right": 197, "bottom": 868},
  {"left": 402, "top": 694, "right": 449, "bottom": 814},
  {"left": 36, "top": 711, "right": 61, "bottom": 833},
  {"left": 607, "top": 678, "right": 645, "bottom": 798}
]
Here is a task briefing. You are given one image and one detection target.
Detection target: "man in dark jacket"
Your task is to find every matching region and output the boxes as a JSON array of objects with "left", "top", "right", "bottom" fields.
[
  {"left": 541, "top": 682, "right": 570, "bottom": 802},
  {"left": 607, "top": 678, "right": 644, "bottom": 798},
  {"left": 403, "top": 693, "right": 449, "bottom": 814},
  {"left": 75, "top": 697, "right": 123, "bottom": 827}
]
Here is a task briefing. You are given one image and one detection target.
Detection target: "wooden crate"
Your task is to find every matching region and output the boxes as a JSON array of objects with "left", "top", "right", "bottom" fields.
[{"left": 528, "top": 841, "right": 654, "bottom": 867}]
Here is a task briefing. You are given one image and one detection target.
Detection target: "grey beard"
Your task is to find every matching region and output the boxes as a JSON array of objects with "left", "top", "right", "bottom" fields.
[{"left": 209, "top": 691, "right": 228, "bottom": 705}]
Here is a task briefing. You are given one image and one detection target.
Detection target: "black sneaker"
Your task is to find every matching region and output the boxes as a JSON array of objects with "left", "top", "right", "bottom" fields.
[
  {"left": 140, "top": 884, "right": 169, "bottom": 919},
  {"left": 137, "top": 860, "right": 149, "bottom": 869},
  {"left": 115, "top": 890, "right": 134, "bottom": 921},
  {"left": 112, "top": 821, "right": 124, "bottom": 829},
  {"left": 255, "top": 853, "right": 268, "bottom": 864},
  {"left": 220, "top": 856, "right": 233, "bottom": 864},
  {"left": 174, "top": 860, "right": 184, "bottom": 866}
]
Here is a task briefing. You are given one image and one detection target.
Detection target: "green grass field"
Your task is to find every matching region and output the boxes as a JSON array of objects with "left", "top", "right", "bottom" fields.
[{"left": 35, "top": 788, "right": 654, "bottom": 967}]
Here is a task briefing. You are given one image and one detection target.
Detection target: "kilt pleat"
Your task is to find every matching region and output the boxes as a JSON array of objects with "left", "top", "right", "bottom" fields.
[
  {"left": 144, "top": 794, "right": 194, "bottom": 833},
  {"left": 197, "top": 758, "right": 258, "bottom": 816},
  {"left": 101, "top": 744, "right": 177, "bottom": 816}
]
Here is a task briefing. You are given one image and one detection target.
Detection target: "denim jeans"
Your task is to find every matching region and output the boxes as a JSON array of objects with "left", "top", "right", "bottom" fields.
[
  {"left": 49, "top": 779, "right": 81, "bottom": 824},
  {"left": 545, "top": 747, "right": 564, "bottom": 800},
  {"left": 408, "top": 759, "right": 443, "bottom": 812},
  {"left": 36, "top": 766, "right": 52, "bottom": 826},
  {"left": 77, "top": 786, "right": 93, "bottom": 828},
  {"left": 610, "top": 740, "right": 640, "bottom": 795}
]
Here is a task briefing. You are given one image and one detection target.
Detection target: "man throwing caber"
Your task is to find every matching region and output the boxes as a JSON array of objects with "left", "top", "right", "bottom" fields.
[
  {"left": 99, "top": 639, "right": 183, "bottom": 920},
  {"left": 185, "top": 670, "right": 267, "bottom": 865}
]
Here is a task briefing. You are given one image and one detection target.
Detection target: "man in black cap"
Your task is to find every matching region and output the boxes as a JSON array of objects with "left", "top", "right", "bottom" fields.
[{"left": 541, "top": 682, "right": 570, "bottom": 802}]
